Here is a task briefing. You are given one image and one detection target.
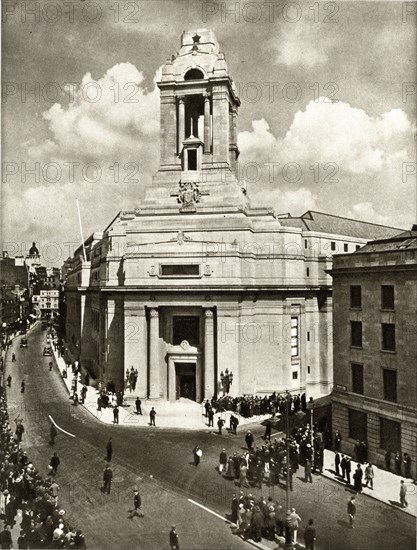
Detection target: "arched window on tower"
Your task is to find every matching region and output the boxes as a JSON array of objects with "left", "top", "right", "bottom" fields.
[{"left": 184, "top": 68, "right": 204, "bottom": 81}]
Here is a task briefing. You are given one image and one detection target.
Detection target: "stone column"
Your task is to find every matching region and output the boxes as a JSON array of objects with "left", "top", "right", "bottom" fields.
[
  {"left": 204, "top": 309, "right": 215, "bottom": 399},
  {"left": 204, "top": 94, "right": 211, "bottom": 153},
  {"left": 149, "top": 308, "right": 160, "bottom": 399},
  {"left": 178, "top": 96, "right": 185, "bottom": 154}
]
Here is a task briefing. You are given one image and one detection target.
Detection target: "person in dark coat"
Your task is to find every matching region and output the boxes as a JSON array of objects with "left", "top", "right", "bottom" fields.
[
  {"left": 264, "top": 419, "right": 272, "bottom": 441},
  {"left": 149, "top": 407, "right": 156, "bottom": 427},
  {"left": 102, "top": 466, "right": 112, "bottom": 494},
  {"left": 0, "top": 525, "right": 12, "bottom": 549},
  {"left": 353, "top": 464, "right": 363, "bottom": 493},
  {"left": 50, "top": 423, "right": 58, "bottom": 445},
  {"left": 132, "top": 489, "right": 144, "bottom": 517},
  {"left": 208, "top": 408, "right": 214, "bottom": 427},
  {"left": 6, "top": 375, "right": 11, "bottom": 387},
  {"left": 231, "top": 494, "right": 239, "bottom": 524},
  {"left": 50, "top": 453, "right": 60, "bottom": 475},
  {"left": 245, "top": 431, "right": 254, "bottom": 449},
  {"left": 305, "top": 459, "right": 313, "bottom": 483},
  {"left": 135, "top": 397, "right": 142, "bottom": 415},
  {"left": 304, "top": 519, "right": 317, "bottom": 550},
  {"left": 169, "top": 525, "right": 179, "bottom": 549},
  {"left": 193, "top": 445, "right": 201, "bottom": 466},
  {"left": 395, "top": 451, "right": 401, "bottom": 475},
  {"left": 334, "top": 431, "right": 342, "bottom": 452},
  {"left": 347, "top": 496, "right": 356, "bottom": 528},
  {"left": 106, "top": 438, "right": 113, "bottom": 462},
  {"left": 251, "top": 506, "right": 264, "bottom": 543},
  {"left": 21, "top": 380, "right": 25, "bottom": 393},
  {"left": 345, "top": 458, "right": 352, "bottom": 485},
  {"left": 15, "top": 423, "right": 24, "bottom": 443},
  {"left": 335, "top": 452, "right": 341, "bottom": 477},
  {"left": 340, "top": 455, "right": 347, "bottom": 480},
  {"left": 219, "top": 448, "right": 227, "bottom": 474},
  {"left": 403, "top": 453, "right": 411, "bottom": 478},
  {"left": 217, "top": 417, "right": 224, "bottom": 434},
  {"left": 113, "top": 406, "right": 119, "bottom": 424}
]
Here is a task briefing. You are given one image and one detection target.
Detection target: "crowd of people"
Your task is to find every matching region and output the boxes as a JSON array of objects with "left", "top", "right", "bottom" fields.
[
  {"left": 0, "top": 387, "right": 86, "bottom": 549},
  {"left": 210, "top": 391, "right": 307, "bottom": 418},
  {"left": 219, "top": 421, "right": 325, "bottom": 490}
]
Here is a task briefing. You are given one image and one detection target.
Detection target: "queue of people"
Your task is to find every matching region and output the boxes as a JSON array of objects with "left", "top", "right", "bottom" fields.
[
  {"left": 210, "top": 391, "right": 308, "bottom": 418},
  {"left": 0, "top": 387, "right": 86, "bottom": 548}
]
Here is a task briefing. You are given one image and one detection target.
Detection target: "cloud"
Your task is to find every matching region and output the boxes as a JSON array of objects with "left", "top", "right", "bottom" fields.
[
  {"left": 239, "top": 100, "right": 413, "bottom": 175},
  {"left": 24, "top": 62, "right": 160, "bottom": 163},
  {"left": 347, "top": 202, "right": 393, "bottom": 226}
]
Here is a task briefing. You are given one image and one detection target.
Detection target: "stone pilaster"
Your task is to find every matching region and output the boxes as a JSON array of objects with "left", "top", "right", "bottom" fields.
[
  {"left": 178, "top": 96, "right": 185, "bottom": 155},
  {"left": 204, "top": 94, "right": 211, "bottom": 153},
  {"left": 204, "top": 308, "right": 215, "bottom": 399},
  {"left": 149, "top": 308, "right": 160, "bottom": 399}
]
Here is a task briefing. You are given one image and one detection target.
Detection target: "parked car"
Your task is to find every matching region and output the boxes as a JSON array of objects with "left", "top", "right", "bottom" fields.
[
  {"left": 43, "top": 346, "right": 53, "bottom": 356},
  {"left": 20, "top": 338, "right": 28, "bottom": 348}
]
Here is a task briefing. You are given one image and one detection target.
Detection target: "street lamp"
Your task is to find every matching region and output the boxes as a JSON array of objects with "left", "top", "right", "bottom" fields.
[
  {"left": 220, "top": 368, "right": 233, "bottom": 394},
  {"left": 307, "top": 397, "right": 314, "bottom": 469},
  {"left": 284, "top": 390, "right": 294, "bottom": 550}
]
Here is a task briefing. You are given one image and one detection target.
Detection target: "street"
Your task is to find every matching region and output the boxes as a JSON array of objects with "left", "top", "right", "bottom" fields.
[{"left": 4, "top": 324, "right": 416, "bottom": 550}]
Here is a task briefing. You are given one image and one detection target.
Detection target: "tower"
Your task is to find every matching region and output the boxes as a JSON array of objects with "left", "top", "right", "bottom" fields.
[{"left": 143, "top": 29, "right": 247, "bottom": 212}]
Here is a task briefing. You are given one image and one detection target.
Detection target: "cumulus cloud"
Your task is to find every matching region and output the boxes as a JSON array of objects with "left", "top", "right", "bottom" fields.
[
  {"left": 24, "top": 62, "right": 160, "bottom": 163},
  {"left": 347, "top": 202, "right": 394, "bottom": 227}
]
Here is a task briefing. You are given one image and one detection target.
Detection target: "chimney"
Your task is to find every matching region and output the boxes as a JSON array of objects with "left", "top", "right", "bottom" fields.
[{"left": 2, "top": 251, "right": 9, "bottom": 258}]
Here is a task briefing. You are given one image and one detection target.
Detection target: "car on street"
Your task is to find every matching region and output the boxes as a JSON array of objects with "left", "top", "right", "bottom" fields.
[
  {"left": 20, "top": 338, "right": 28, "bottom": 348},
  {"left": 43, "top": 346, "right": 53, "bottom": 356}
]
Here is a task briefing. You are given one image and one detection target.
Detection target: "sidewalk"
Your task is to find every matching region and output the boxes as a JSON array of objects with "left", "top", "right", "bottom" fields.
[
  {"left": 52, "top": 345, "right": 270, "bottom": 431},
  {"left": 322, "top": 449, "right": 416, "bottom": 517}
]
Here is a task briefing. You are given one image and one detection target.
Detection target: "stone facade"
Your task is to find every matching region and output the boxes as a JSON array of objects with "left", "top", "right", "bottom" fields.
[
  {"left": 330, "top": 230, "right": 417, "bottom": 477},
  {"left": 63, "top": 29, "right": 401, "bottom": 404}
]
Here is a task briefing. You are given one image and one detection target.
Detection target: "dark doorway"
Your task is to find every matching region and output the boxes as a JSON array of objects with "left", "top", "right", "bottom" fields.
[
  {"left": 173, "top": 316, "right": 200, "bottom": 346},
  {"left": 175, "top": 362, "right": 196, "bottom": 401}
]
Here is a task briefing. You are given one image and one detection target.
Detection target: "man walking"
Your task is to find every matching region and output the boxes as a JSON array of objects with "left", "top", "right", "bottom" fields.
[
  {"left": 340, "top": 455, "right": 347, "bottom": 480},
  {"left": 149, "top": 407, "right": 156, "bottom": 426},
  {"left": 364, "top": 463, "right": 374, "bottom": 489},
  {"left": 304, "top": 519, "right": 317, "bottom": 550},
  {"left": 130, "top": 489, "right": 144, "bottom": 518},
  {"left": 290, "top": 507, "right": 301, "bottom": 544},
  {"left": 113, "top": 406, "right": 119, "bottom": 424},
  {"left": 169, "top": 525, "right": 179, "bottom": 550},
  {"left": 21, "top": 380, "right": 25, "bottom": 393},
  {"left": 50, "top": 423, "right": 58, "bottom": 445},
  {"left": 193, "top": 445, "right": 202, "bottom": 466},
  {"left": 347, "top": 496, "right": 356, "bottom": 528},
  {"left": 219, "top": 448, "right": 227, "bottom": 474},
  {"left": 400, "top": 480, "right": 408, "bottom": 508},
  {"left": 304, "top": 458, "right": 313, "bottom": 483},
  {"left": 264, "top": 419, "right": 272, "bottom": 441},
  {"left": 135, "top": 397, "right": 142, "bottom": 415},
  {"left": 245, "top": 430, "right": 254, "bottom": 449},
  {"left": 335, "top": 452, "right": 341, "bottom": 477},
  {"left": 6, "top": 375, "right": 11, "bottom": 387},
  {"left": 217, "top": 416, "right": 224, "bottom": 435},
  {"left": 403, "top": 453, "right": 411, "bottom": 478},
  {"left": 345, "top": 457, "right": 352, "bottom": 485},
  {"left": 208, "top": 408, "right": 214, "bottom": 427},
  {"left": 106, "top": 438, "right": 113, "bottom": 462},
  {"left": 15, "top": 423, "right": 24, "bottom": 443},
  {"left": 103, "top": 465, "right": 113, "bottom": 494},
  {"left": 49, "top": 452, "right": 60, "bottom": 476}
]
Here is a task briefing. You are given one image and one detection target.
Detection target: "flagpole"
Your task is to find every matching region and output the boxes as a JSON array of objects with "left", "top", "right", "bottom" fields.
[{"left": 76, "top": 199, "right": 87, "bottom": 262}]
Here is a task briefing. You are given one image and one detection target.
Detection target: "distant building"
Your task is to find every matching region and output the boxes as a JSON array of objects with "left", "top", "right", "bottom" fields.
[
  {"left": 0, "top": 252, "right": 29, "bottom": 327},
  {"left": 330, "top": 227, "right": 417, "bottom": 477},
  {"left": 63, "top": 29, "right": 402, "bottom": 402}
]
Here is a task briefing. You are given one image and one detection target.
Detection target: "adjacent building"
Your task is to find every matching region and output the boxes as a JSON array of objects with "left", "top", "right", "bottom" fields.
[
  {"left": 330, "top": 228, "right": 417, "bottom": 477},
  {"left": 64, "top": 29, "right": 401, "bottom": 403}
]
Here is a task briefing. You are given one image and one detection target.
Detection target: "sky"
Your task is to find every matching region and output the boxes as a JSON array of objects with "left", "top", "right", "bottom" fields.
[{"left": 2, "top": 0, "right": 416, "bottom": 265}]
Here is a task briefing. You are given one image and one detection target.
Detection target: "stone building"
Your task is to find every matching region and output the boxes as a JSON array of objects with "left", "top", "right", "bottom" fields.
[
  {"left": 64, "top": 29, "right": 400, "bottom": 403},
  {"left": 330, "top": 228, "right": 417, "bottom": 477}
]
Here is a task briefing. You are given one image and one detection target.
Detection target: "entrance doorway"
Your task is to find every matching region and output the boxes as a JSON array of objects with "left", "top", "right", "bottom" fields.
[{"left": 175, "top": 362, "right": 196, "bottom": 401}]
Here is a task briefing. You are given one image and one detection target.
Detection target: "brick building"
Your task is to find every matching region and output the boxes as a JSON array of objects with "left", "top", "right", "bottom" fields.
[{"left": 330, "top": 228, "right": 417, "bottom": 477}]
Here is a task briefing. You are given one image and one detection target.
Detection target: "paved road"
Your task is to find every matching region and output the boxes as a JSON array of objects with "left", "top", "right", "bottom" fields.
[{"left": 4, "top": 324, "right": 416, "bottom": 550}]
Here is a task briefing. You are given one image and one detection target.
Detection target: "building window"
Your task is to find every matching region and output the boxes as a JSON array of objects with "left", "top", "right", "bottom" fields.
[
  {"left": 304, "top": 240, "right": 308, "bottom": 249},
  {"left": 380, "top": 417, "right": 401, "bottom": 452},
  {"left": 307, "top": 365, "right": 310, "bottom": 374},
  {"left": 382, "top": 323, "right": 395, "bottom": 351},
  {"left": 173, "top": 316, "right": 200, "bottom": 347},
  {"left": 290, "top": 317, "right": 299, "bottom": 357},
  {"left": 383, "top": 369, "right": 397, "bottom": 402},
  {"left": 187, "top": 149, "right": 197, "bottom": 170},
  {"left": 292, "top": 371, "right": 298, "bottom": 380},
  {"left": 348, "top": 409, "right": 367, "bottom": 441},
  {"left": 306, "top": 267, "right": 310, "bottom": 277},
  {"left": 344, "top": 243, "right": 348, "bottom": 252},
  {"left": 160, "top": 264, "right": 200, "bottom": 277},
  {"left": 350, "top": 286, "right": 362, "bottom": 308},
  {"left": 356, "top": 245, "right": 361, "bottom": 251},
  {"left": 307, "top": 331, "right": 310, "bottom": 342},
  {"left": 351, "top": 363, "right": 364, "bottom": 394},
  {"left": 381, "top": 285, "right": 394, "bottom": 310},
  {"left": 331, "top": 241, "right": 336, "bottom": 251},
  {"left": 350, "top": 321, "right": 362, "bottom": 348}
]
